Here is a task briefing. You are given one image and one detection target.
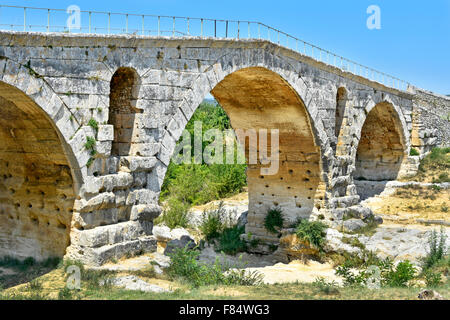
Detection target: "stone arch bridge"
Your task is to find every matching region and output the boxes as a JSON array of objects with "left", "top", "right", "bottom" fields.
[{"left": 0, "top": 31, "right": 448, "bottom": 265}]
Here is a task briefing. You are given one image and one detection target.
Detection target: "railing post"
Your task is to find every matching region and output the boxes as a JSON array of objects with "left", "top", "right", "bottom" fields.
[
  {"left": 201, "top": 19, "right": 203, "bottom": 37},
  {"left": 47, "top": 9, "right": 50, "bottom": 32},
  {"left": 268, "top": 27, "right": 270, "bottom": 41},
  {"left": 187, "top": 18, "right": 189, "bottom": 36},
  {"left": 237, "top": 21, "right": 240, "bottom": 39},
  {"left": 226, "top": 20, "right": 228, "bottom": 38},
  {"left": 108, "top": 12, "right": 110, "bottom": 34},
  {"left": 258, "top": 23, "right": 260, "bottom": 39},
  {"left": 214, "top": 19, "right": 216, "bottom": 37},
  {"left": 248, "top": 22, "right": 250, "bottom": 38},
  {"left": 126, "top": 14, "right": 128, "bottom": 34},
  {"left": 158, "top": 16, "right": 160, "bottom": 36},
  {"left": 277, "top": 31, "right": 279, "bottom": 44},
  {"left": 23, "top": 7, "right": 26, "bottom": 31},
  {"left": 89, "top": 12, "right": 91, "bottom": 33},
  {"left": 173, "top": 17, "right": 175, "bottom": 36},
  {"left": 142, "top": 15, "right": 144, "bottom": 35}
]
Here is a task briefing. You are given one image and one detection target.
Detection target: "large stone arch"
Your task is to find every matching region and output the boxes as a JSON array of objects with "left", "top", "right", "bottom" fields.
[
  {"left": 353, "top": 98, "right": 410, "bottom": 199},
  {"left": 0, "top": 80, "right": 81, "bottom": 261},
  {"left": 158, "top": 52, "right": 329, "bottom": 243}
]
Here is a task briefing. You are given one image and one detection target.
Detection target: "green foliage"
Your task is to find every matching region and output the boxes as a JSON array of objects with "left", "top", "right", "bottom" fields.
[
  {"left": 386, "top": 261, "right": 417, "bottom": 287},
  {"left": 154, "top": 197, "right": 190, "bottom": 229},
  {"left": 160, "top": 102, "right": 247, "bottom": 218},
  {"left": 216, "top": 225, "right": 247, "bottom": 255},
  {"left": 295, "top": 219, "right": 327, "bottom": 251},
  {"left": 312, "top": 277, "right": 340, "bottom": 295},
  {"left": 422, "top": 228, "right": 447, "bottom": 270},
  {"left": 58, "top": 287, "right": 75, "bottom": 300},
  {"left": 166, "top": 245, "right": 262, "bottom": 288},
  {"left": 419, "top": 147, "right": 450, "bottom": 173},
  {"left": 409, "top": 148, "right": 420, "bottom": 156},
  {"left": 88, "top": 118, "right": 99, "bottom": 132},
  {"left": 423, "top": 270, "right": 442, "bottom": 287},
  {"left": 84, "top": 136, "right": 96, "bottom": 152},
  {"left": 199, "top": 202, "right": 227, "bottom": 241},
  {"left": 264, "top": 208, "right": 284, "bottom": 234},
  {"left": 199, "top": 203, "right": 247, "bottom": 255},
  {"left": 336, "top": 257, "right": 417, "bottom": 288}
]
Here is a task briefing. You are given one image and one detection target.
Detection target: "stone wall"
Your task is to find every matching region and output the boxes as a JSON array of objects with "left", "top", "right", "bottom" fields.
[
  {"left": 409, "top": 86, "right": 450, "bottom": 154},
  {"left": 0, "top": 31, "right": 445, "bottom": 265}
]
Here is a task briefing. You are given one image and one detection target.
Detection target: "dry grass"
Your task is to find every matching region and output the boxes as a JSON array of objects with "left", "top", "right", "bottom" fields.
[{"left": 368, "top": 185, "right": 449, "bottom": 223}]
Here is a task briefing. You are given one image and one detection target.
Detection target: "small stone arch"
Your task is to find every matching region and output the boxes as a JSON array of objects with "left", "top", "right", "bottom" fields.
[
  {"left": 353, "top": 100, "right": 409, "bottom": 199},
  {"left": 108, "top": 67, "right": 142, "bottom": 156}
]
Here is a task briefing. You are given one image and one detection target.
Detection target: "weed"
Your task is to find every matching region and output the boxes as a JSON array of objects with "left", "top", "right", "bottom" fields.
[
  {"left": 295, "top": 219, "right": 327, "bottom": 251},
  {"left": 216, "top": 225, "right": 247, "bottom": 255},
  {"left": 166, "top": 245, "right": 262, "bottom": 288},
  {"left": 155, "top": 198, "right": 190, "bottom": 229},
  {"left": 199, "top": 202, "right": 227, "bottom": 241},
  {"left": 312, "top": 277, "right": 340, "bottom": 295},
  {"left": 88, "top": 118, "right": 99, "bottom": 132},
  {"left": 409, "top": 148, "right": 420, "bottom": 156},
  {"left": 422, "top": 228, "right": 447, "bottom": 270},
  {"left": 264, "top": 208, "right": 284, "bottom": 234}
]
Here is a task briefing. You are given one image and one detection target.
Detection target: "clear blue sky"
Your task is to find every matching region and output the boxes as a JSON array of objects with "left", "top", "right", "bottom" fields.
[{"left": 2, "top": 0, "right": 450, "bottom": 94}]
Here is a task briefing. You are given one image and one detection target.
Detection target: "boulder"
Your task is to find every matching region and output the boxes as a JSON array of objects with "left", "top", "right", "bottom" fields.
[
  {"left": 164, "top": 235, "right": 197, "bottom": 255},
  {"left": 342, "top": 219, "right": 367, "bottom": 232}
]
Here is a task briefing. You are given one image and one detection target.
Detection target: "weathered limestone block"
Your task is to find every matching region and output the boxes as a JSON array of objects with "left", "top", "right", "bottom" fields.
[{"left": 130, "top": 204, "right": 161, "bottom": 222}]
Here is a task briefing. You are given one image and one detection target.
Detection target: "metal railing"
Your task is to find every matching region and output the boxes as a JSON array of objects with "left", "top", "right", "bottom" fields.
[{"left": 0, "top": 4, "right": 410, "bottom": 91}]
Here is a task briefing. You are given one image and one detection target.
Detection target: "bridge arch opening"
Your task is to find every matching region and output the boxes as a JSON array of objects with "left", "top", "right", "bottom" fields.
[
  {"left": 0, "top": 81, "right": 77, "bottom": 261},
  {"left": 161, "top": 67, "right": 322, "bottom": 238},
  {"left": 354, "top": 101, "right": 407, "bottom": 199},
  {"left": 109, "top": 67, "right": 142, "bottom": 156}
]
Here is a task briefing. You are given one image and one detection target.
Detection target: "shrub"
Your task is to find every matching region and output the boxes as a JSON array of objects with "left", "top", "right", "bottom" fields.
[
  {"left": 156, "top": 198, "right": 190, "bottom": 229},
  {"left": 160, "top": 102, "right": 247, "bottom": 208},
  {"left": 166, "top": 245, "right": 262, "bottom": 288},
  {"left": 88, "top": 118, "right": 99, "bottom": 132},
  {"left": 295, "top": 219, "right": 327, "bottom": 251},
  {"left": 384, "top": 261, "right": 417, "bottom": 287},
  {"left": 216, "top": 225, "right": 247, "bottom": 255},
  {"left": 312, "top": 277, "right": 340, "bottom": 295},
  {"left": 424, "top": 270, "right": 442, "bottom": 287},
  {"left": 336, "top": 257, "right": 417, "bottom": 288},
  {"left": 199, "top": 202, "right": 227, "bottom": 241},
  {"left": 409, "top": 148, "right": 420, "bottom": 156},
  {"left": 264, "top": 208, "right": 284, "bottom": 234},
  {"left": 423, "top": 228, "right": 447, "bottom": 270}
]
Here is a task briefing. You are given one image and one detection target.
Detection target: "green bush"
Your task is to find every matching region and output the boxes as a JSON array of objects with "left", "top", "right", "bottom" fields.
[
  {"left": 216, "top": 225, "right": 247, "bottom": 255},
  {"left": 312, "top": 277, "right": 340, "bottom": 295},
  {"left": 424, "top": 270, "right": 442, "bottom": 287},
  {"left": 295, "top": 219, "right": 327, "bottom": 251},
  {"left": 199, "top": 202, "right": 227, "bottom": 241},
  {"left": 336, "top": 257, "right": 417, "bottom": 288},
  {"left": 384, "top": 261, "right": 417, "bottom": 287},
  {"left": 423, "top": 228, "right": 447, "bottom": 270},
  {"left": 264, "top": 208, "right": 284, "bottom": 234},
  {"left": 160, "top": 102, "right": 247, "bottom": 212},
  {"left": 409, "top": 148, "right": 420, "bottom": 156},
  {"left": 155, "top": 198, "right": 190, "bottom": 229},
  {"left": 166, "top": 245, "right": 262, "bottom": 288}
]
